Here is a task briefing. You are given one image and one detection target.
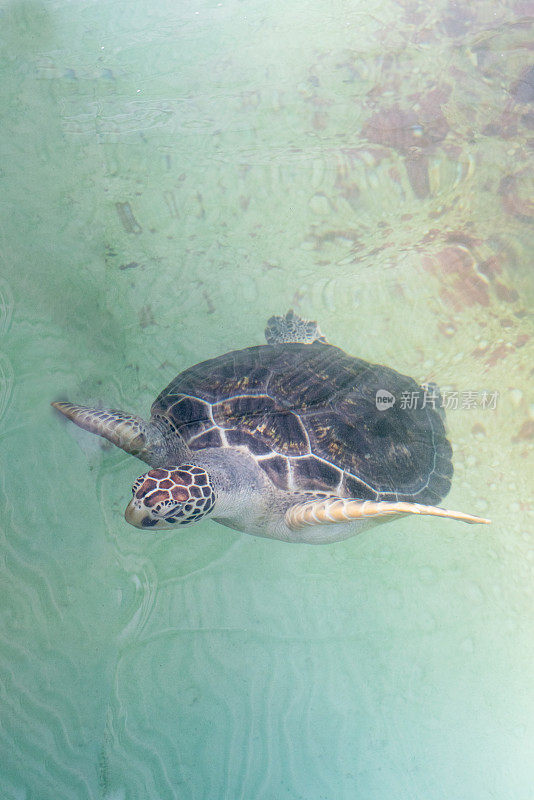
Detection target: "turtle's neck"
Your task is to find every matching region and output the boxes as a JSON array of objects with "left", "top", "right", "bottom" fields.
[
  {"left": 148, "top": 415, "right": 192, "bottom": 466},
  {"left": 184, "top": 447, "right": 270, "bottom": 519}
]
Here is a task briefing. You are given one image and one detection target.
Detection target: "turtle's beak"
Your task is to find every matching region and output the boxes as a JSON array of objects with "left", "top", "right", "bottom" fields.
[
  {"left": 125, "top": 499, "right": 174, "bottom": 530},
  {"left": 125, "top": 500, "right": 155, "bottom": 529}
]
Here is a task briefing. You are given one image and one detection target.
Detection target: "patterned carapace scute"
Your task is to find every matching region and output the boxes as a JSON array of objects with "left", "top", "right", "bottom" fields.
[{"left": 151, "top": 342, "right": 453, "bottom": 504}]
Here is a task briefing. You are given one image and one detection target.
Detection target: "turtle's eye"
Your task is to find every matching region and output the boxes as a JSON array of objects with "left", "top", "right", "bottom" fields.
[{"left": 160, "top": 499, "right": 180, "bottom": 516}]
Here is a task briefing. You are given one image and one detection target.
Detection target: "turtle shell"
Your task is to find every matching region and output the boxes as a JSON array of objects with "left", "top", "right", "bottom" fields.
[{"left": 151, "top": 342, "right": 453, "bottom": 504}]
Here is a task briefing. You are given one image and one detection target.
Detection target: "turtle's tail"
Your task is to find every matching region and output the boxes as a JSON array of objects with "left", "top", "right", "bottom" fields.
[{"left": 51, "top": 402, "right": 167, "bottom": 464}]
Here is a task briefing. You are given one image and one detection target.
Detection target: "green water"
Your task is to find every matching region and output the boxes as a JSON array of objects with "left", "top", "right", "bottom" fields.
[{"left": 1, "top": 0, "right": 533, "bottom": 797}]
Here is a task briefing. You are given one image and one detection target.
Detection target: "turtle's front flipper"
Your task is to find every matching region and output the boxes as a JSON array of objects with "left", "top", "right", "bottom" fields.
[
  {"left": 51, "top": 402, "right": 174, "bottom": 464},
  {"left": 265, "top": 309, "right": 327, "bottom": 345},
  {"left": 286, "top": 497, "right": 491, "bottom": 530}
]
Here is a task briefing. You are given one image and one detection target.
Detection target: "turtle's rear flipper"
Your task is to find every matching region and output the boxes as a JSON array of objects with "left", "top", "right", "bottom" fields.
[
  {"left": 286, "top": 497, "right": 491, "bottom": 531},
  {"left": 265, "top": 309, "right": 327, "bottom": 345}
]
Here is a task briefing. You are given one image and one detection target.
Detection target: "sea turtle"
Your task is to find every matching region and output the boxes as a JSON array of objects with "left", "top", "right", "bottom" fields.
[{"left": 52, "top": 311, "right": 489, "bottom": 544}]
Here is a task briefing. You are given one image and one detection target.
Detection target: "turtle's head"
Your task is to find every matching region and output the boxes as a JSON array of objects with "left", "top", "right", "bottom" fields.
[{"left": 125, "top": 465, "right": 216, "bottom": 530}]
